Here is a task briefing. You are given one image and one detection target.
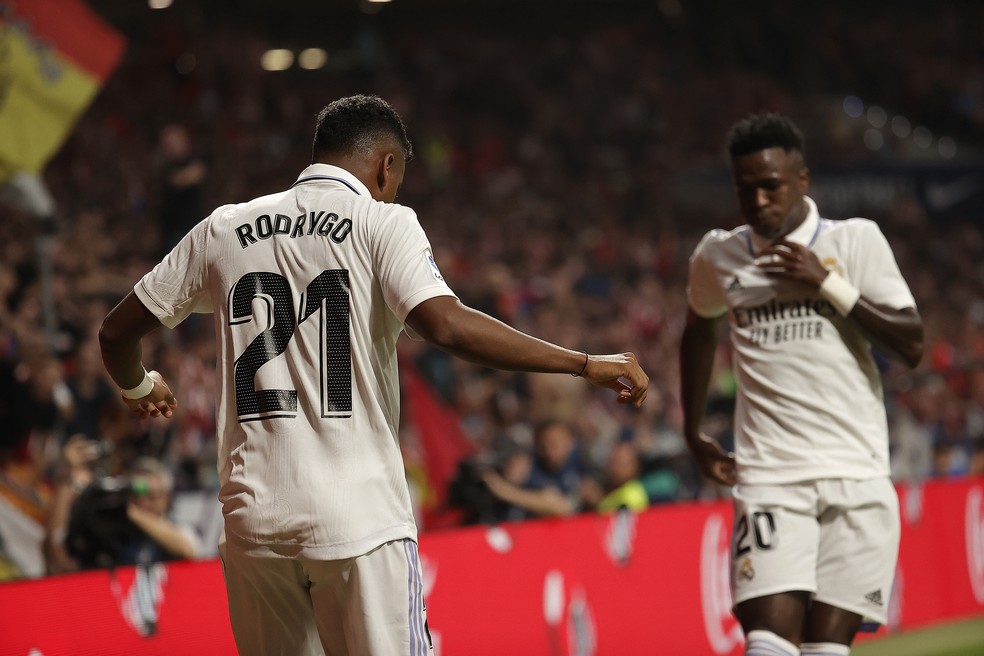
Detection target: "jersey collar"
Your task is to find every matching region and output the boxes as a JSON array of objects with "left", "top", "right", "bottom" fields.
[
  {"left": 747, "top": 196, "right": 821, "bottom": 255},
  {"left": 291, "top": 164, "right": 372, "bottom": 197}
]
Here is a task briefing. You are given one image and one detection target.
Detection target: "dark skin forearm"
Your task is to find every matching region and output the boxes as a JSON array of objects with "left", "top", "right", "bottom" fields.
[
  {"left": 680, "top": 310, "right": 719, "bottom": 439},
  {"left": 758, "top": 239, "right": 924, "bottom": 369},
  {"left": 405, "top": 296, "right": 649, "bottom": 407},
  {"left": 679, "top": 309, "right": 737, "bottom": 485},
  {"left": 846, "top": 302, "right": 923, "bottom": 369},
  {"left": 407, "top": 297, "right": 587, "bottom": 374},
  {"left": 99, "top": 292, "right": 177, "bottom": 419},
  {"left": 99, "top": 292, "right": 163, "bottom": 389}
]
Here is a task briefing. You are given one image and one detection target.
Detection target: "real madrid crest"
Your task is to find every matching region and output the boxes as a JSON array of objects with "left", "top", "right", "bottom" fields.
[{"left": 739, "top": 557, "right": 755, "bottom": 582}]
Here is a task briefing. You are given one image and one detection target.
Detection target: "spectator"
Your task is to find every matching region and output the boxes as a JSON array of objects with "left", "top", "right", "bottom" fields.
[
  {"left": 482, "top": 420, "right": 592, "bottom": 518},
  {"left": 49, "top": 447, "right": 201, "bottom": 571},
  {"left": 156, "top": 123, "right": 207, "bottom": 254},
  {"left": 0, "top": 0, "right": 979, "bottom": 558},
  {"left": 594, "top": 440, "right": 650, "bottom": 513}
]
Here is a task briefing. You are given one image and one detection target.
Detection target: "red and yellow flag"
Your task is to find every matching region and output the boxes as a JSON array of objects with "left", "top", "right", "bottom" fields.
[{"left": 0, "top": 0, "right": 125, "bottom": 179}]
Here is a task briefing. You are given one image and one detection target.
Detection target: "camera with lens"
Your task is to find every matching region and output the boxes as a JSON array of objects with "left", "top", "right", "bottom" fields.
[{"left": 65, "top": 476, "right": 144, "bottom": 569}]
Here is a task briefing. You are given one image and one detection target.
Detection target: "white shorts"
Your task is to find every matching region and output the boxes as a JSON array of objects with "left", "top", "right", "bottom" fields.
[
  {"left": 220, "top": 538, "right": 432, "bottom": 656},
  {"left": 730, "top": 478, "right": 900, "bottom": 625}
]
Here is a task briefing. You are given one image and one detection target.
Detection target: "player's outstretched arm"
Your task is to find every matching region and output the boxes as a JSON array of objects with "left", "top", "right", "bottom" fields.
[
  {"left": 405, "top": 296, "right": 648, "bottom": 407},
  {"left": 99, "top": 291, "right": 177, "bottom": 419}
]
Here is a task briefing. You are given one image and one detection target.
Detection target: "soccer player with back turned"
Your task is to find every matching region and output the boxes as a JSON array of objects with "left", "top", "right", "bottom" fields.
[{"left": 99, "top": 95, "right": 648, "bottom": 655}]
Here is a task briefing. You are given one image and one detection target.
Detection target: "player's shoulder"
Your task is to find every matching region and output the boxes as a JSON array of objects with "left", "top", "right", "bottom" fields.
[
  {"left": 823, "top": 216, "right": 878, "bottom": 230},
  {"left": 374, "top": 199, "right": 417, "bottom": 219},
  {"left": 819, "top": 216, "right": 884, "bottom": 240},
  {"left": 207, "top": 202, "right": 249, "bottom": 224},
  {"left": 692, "top": 226, "right": 748, "bottom": 256},
  {"left": 205, "top": 190, "right": 290, "bottom": 225},
  {"left": 365, "top": 199, "right": 420, "bottom": 233}
]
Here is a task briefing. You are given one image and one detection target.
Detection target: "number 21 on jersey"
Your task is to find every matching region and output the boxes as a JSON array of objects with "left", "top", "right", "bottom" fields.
[{"left": 229, "top": 270, "right": 352, "bottom": 422}]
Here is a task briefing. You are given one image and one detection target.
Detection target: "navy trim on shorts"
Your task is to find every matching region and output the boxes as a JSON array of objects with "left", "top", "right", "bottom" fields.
[{"left": 403, "top": 541, "right": 430, "bottom": 654}]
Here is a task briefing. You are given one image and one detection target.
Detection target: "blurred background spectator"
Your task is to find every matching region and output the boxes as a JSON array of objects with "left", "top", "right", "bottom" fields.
[{"left": 0, "top": 0, "right": 981, "bottom": 579}]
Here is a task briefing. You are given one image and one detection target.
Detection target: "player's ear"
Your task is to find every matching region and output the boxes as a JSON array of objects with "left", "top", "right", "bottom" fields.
[
  {"left": 797, "top": 165, "right": 810, "bottom": 194},
  {"left": 376, "top": 152, "right": 394, "bottom": 192}
]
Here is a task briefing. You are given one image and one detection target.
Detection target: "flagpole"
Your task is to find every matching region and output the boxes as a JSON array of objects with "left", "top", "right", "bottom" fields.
[{"left": 7, "top": 172, "right": 59, "bottom": 348}]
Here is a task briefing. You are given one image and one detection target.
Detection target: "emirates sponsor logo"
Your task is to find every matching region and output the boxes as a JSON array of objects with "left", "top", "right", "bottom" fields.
[
  {"left": 966, "top": 486, "right": 984, "bottom": 604},
  {"left": 700, "top": 513, "right": 743, "bottom": 654}
]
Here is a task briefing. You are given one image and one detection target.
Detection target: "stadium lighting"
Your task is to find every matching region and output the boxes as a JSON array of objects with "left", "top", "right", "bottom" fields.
[
  {"left": 863, "top": 128, "right": 884, "bottom": 151},
  {"left": 890, "top": 115, "right": 912, "bottom": 138},
  {"left": 148, "top": 0, "right": 173, "bottom": 8},
  {"left": 842, "top": 95, "right": 864, "bottom": 118},
  {"left": 913, "top": 126, "right": 933, "bottom": 149},
  {"left": 298, "top": 48, "right": 328, "bottom": 70},
  {"left": 261, "top": 49, "right": 294, "bottom": 72},
  {"left": 866, "top": 105, "right": 887, "bottom": 129},
  {"left": 938, "top": 137, "right": 957, "bottom": 159}
]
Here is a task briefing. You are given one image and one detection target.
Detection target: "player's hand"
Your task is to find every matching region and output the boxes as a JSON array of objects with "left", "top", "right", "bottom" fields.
[
  {"left": 686, "top": 432, "right": 737, "bottom": 486},
  {"left": 581, "top": 352, "right": 649, "bottom": 408},
  {"left": 755, "top": 239, "right": 828, "bottom": 288},
  {"left": 122, "top": 370, "right": 178, "bottom": 420}
]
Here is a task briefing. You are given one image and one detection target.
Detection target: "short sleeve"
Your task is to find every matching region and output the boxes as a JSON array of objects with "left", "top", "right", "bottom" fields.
[
  {"left": 370, "top": 205, "right": 456, "bottom": 329},
  {"left": 846, "top": 220, "right": 916, "bottom": 311},
  {"left": 134, "top": 213, "right": 215, "bottom": 329},
  {"left": 687, "top": 231, "right": 728, "bottom": 318}
]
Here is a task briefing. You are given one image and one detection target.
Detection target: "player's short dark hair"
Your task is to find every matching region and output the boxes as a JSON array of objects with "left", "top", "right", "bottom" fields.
[
  {"left": 727, "top": 113, "right": 805, "bottom": 159},
  {"left": 312, "top": 95, "right": 413, "bottom": 162}
]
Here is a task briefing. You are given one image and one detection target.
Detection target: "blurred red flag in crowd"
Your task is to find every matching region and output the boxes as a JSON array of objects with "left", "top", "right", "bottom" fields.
[
  {"left": 0, "top": 0, "right": 125, "bottom": 179},
  {"left": 402, "top": 365, "right": 475, "bottom": 529}
]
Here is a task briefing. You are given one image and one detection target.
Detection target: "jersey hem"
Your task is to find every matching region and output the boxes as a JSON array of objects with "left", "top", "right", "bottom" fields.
[
  {"left": 224, "top": 523, "right": 417, "bottom": 560},
  {"left": 736, "top": 470, "right": 889, "bottom": 486}
]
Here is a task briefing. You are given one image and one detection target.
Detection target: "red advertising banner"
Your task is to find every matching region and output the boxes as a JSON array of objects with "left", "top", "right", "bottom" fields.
[{"left": 1, "top": 478, "right": 982, "bottom": 655}]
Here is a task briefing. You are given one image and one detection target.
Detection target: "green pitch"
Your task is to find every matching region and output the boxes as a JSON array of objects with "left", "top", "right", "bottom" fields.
[{"left": 852, "top": 617, "right": 984, "bottom": 656}]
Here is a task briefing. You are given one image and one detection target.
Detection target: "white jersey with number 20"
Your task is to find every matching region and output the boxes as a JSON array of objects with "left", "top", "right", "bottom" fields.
[{"left": 687, "top": 197, "right": 916, "bottom": 485}]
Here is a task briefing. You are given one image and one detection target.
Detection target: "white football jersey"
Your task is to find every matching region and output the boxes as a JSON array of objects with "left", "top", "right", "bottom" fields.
[
  {"left": 135, "top": 164, "right": 456, "bottom": 559},
  {"left": 687, "top": 197, "right": 916, "bottom": 485}
]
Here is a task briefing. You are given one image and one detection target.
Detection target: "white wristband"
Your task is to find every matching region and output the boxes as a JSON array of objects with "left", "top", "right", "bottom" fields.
[
  {"left": 121, "top": 370, "right": 155, "bottom": 399},
  {"left": 819, "top": 271, "right": 860, "bottom": 317}
]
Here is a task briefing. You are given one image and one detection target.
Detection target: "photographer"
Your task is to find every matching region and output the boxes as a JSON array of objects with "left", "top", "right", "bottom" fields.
[
  {"left": 115, "top": 457, "right": 201, "bottom": 565},
  {"left": 47, "top": 441, "right": 201, "bottom": 571}
]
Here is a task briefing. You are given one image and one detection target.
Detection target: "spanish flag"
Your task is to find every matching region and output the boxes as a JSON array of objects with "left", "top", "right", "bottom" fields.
[{"left": 0, "top": 0, "right": 125, "bottom": 180}]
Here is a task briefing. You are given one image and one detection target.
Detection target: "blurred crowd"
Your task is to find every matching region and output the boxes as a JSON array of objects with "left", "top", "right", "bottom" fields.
[{"left": 1, "top": 0, "right": 982, "bottom": 580}]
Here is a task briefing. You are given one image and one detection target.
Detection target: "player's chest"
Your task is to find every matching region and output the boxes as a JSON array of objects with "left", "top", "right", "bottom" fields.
[{"left": 715, "top": 242, "right": 847, "bottom": 310}]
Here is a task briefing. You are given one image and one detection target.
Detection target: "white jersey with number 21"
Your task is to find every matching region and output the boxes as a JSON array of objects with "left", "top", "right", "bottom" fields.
[{"left": 134, "top": 163, "right": 456, "bottom": 559}]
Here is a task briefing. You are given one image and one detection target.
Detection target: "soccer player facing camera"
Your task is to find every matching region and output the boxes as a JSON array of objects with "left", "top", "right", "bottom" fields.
[{"left": 680, "top": 114, "right": 922, "bottom": 656}]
